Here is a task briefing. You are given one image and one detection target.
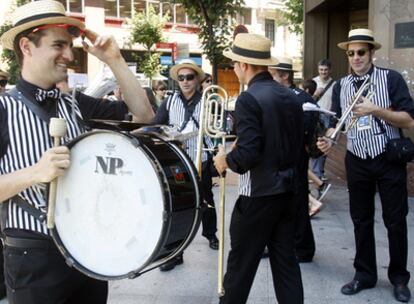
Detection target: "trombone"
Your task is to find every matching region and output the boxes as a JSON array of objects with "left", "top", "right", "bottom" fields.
[
  {"left": 195, "top": 85, "right": 230, "bottom": 296},
  {"left": 329, "top": 75, "right": 375, "bottom": 142}
]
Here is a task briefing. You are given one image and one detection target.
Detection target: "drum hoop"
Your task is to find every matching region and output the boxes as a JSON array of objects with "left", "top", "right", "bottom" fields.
[{"left": 51, "top": 130, "right": 172, "bottom": 280}]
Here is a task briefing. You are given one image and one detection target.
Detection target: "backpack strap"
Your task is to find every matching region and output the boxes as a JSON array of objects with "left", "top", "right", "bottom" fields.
[{"left": 315, "top": 79, "right": 335, "bottom": 102}]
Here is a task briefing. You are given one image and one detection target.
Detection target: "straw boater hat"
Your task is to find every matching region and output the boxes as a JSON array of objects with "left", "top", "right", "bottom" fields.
[
  {"left": 0, "top": 0, "right": 85, "bottom": 50},
  {"left": 337, "top": 28, "right": 382, "bottom": 50},
  {"left": 268, "top": 56, "right": 297, "bottom": 72},
  {"left": 0, "top": 70, "right": 10, "bottom": 79},
  {"left": 223, "top": 33, "right": 278, "bottom": 66},
  {"left": 170, "top": 59, "right": 205, "bottom": 82}
]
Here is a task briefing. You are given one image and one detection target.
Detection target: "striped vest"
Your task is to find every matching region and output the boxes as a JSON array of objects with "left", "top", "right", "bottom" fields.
[
  {"left": 339, "top": 67, "right": 400, "bottom": 158},
  {"left": 166, "top": 92, "right": 214, "bottom": 164},
  {"left": 0, "top": 92, "right": 85, "bottom": 236}
]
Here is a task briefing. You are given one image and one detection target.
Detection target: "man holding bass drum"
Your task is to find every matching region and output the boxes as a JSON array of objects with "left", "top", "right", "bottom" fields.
[{"left": 0, "top": 1, "right": 154, "bottom": 303}]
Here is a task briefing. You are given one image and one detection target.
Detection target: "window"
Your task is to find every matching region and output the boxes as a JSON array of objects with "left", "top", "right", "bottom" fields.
[
  {"left": 105, "top": 0, "right": 118, "bottom": 17},
  {"left": 161, "top": 2, "right": 173, "bottom": 19},
  {"left": 265, "top": 19, "right": 275, "bottom": 46},
  {"left": 175, "top": 4, "right": 186, "bottom": 24},
  {"left": 54, "top": 0, "right": 83, "bottom": 13},
  {"left": 103, "top": 0, "right": 193, "bottom": 25},
  {"left": 133, "top": 0, "right": 146, "bottom": 15},
  {"left": 119, "top": 0, "right": 132, "bottom": 18},
  {"left": 237, "top": 8, "right": 252, "bottom": 25}
]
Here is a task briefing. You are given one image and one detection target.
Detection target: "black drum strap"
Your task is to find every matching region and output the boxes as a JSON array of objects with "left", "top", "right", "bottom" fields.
[
  {"left": 10, "top": 195, "right": 46, "bottom": 222},
  {"left": 7, "top": 88, "right": 54, "bottom": 123},
  {"left": 0, "top": 200, "right": 8, "bottom": 232}
]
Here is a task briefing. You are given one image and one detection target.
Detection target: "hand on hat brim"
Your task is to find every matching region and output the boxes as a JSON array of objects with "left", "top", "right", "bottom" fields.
[{"left": 81, "top": 30, "right": 122, "bottom": 64}]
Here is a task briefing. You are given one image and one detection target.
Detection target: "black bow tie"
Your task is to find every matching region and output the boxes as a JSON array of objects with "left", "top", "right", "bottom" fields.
[
  {"left": 352, "top": 74, "right": 370, "bottom": 91},
  {"left": 35, "top": 88, "right": 61, "bottom": 103}
]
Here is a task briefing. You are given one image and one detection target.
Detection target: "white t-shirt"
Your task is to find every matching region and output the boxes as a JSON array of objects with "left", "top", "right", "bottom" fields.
[{"left": 313, "top": 76, "right": 334, "bottom": 110}]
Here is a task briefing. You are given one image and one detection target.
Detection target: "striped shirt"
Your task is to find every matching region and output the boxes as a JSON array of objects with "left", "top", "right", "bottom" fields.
[
  {"left": 153, "top": 91, "right": 214, "bottom": 164},
  {"left": 0, "top": 79, "right": 128, "bottom": 236},
  {"left": 0, "top": 93, "right": 85, "bottom": 235},
  {"left": 331, "top": 66, "right": 414, "bottom": 159}
]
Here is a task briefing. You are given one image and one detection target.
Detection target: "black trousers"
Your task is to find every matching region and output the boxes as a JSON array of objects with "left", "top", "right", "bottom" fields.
[
  {"left": 3, "top": 237, "right": 108, "bottom": 304},
  {"left": 345, "top": 152, "right": 410, "bottom": 285},
  {"left": 201, "top": 160, "right": 217, "bottom": 239},
  {"left": 219, "top": 194, "right": 303, "bottom": 304},
  {"left": 294, "top": 152, "right": 315, "bottom": 260}
]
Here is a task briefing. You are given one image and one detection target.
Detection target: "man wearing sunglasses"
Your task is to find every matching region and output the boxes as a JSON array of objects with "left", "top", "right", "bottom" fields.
[
  {"left": 318, "top": 28, "right": 414, "bottom": 302},
  {"left": 0, "top": 1, "right": 154, "bottom": 303},
  {"left": 153, "top": 59, "right": 219, "bottom": 271}
]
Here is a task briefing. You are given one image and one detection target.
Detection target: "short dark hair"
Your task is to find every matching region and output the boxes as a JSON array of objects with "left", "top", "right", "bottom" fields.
[
  {"left": 318, "top": 59, "right": 331, "bottom": 68},
  {"left": 301, "top": 79, "right": 317, "bottom": 96},
  {"left": 277, "top": 69, "right": 294, "bottom": 85},
  {"left": 13, "top": 27, "right": 46, "bottom": 67}
]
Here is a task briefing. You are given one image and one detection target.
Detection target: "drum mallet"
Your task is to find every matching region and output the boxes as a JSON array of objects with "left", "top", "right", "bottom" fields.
[{"left": 47, "top": 118, "right": 67, "bottom": 229}]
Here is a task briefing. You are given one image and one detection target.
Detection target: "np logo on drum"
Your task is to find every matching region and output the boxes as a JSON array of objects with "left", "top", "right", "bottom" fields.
[{"left": 95, "top": 156, "right": 124, "bottom": 175}]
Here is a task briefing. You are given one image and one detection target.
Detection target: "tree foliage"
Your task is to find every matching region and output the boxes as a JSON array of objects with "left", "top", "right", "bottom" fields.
[
  {"left": 283, "top": 0, "right": 304, "bottom": 35},
  {"left": 0, "top": 0, "right": 31, "bottom": 84},
  {"left": 129, "top": 6, "right": 168, "bottom": 81},
  {"left": 173, "top": 0, "right": 245, "bottom": 83}
]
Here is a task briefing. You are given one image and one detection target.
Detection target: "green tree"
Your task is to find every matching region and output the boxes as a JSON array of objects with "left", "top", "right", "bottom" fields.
[
  {"left": 129, "top": 6, "right": 168, "bottom": 85},
  {"left": 283, "top": 0, "right": 304, "bottom": 35},
  {"left": 173, "top": 0, "right": 244, "bottom": 84},
  {"left": 0, "top": 0, "right": 30, "bottom": 84}
]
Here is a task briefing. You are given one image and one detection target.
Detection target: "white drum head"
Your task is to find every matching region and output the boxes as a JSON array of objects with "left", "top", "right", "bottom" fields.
[{"left": 55, "top": 132, "right": 165, "bottom": 278}]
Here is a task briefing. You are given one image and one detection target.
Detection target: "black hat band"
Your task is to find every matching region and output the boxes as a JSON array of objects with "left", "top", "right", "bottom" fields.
[
  {"left": 232, "top": 45, "right": 270, "bottom": 59},
  {"left": 275, "top": 63, "right": 293, "bottom": 70},
  {"left": 348, "top": 35, "right": 374, "bottom": 42},
  {"left": 14, "top": 12, "right": 66, "bottom": 27}
]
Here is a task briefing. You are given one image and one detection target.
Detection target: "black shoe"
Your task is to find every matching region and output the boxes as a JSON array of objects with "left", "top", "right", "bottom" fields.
[
  {"left": 341, "top": 279, "right": 375, "bottom": 295},
  {"left": 207, "top": 236, "right": 219, "bottom": 250},
  {"left": 394, "top": 284, "right": 411, "bottom": 302},
  {"left": 160, "top": 255, "right": 184, "bottom": 272}
]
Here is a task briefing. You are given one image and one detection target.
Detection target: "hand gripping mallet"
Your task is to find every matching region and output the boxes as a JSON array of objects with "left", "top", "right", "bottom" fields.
[{"left": 47, "top": 118, "right": 67, "bottom": 229}]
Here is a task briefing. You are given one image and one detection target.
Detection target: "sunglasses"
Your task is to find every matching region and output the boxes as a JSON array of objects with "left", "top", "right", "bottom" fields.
[
  {"left": 346, "top": 49, "right": 368, "bottom": 57},
  {"left": 204, "top": 79, "right": 212, "bottom": 84},
  {"left": 157, "top": 88, "right": 166, "bottom": 91},
  {"left": 0, "top": 79, "right": 7, "bottom": 87},
  {"left": 178, "top": 74, "right": 196, "bottom": 82},
  {"left": 32, "top": 24, "right": 85, "bottom": 39}
]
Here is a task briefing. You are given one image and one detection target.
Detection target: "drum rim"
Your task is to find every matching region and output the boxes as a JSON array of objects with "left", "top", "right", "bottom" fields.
[{"left": 51, "top": 130, "right": 173, "bottom": 280}]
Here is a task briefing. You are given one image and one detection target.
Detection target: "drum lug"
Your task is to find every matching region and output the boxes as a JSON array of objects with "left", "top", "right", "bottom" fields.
[
  {"left": 163, "top": 210, "right": 169, "bottom": 222},
  {"left": 127, "top": 271, "right": 141, "bottom": 280},
  {"left": 65, "top": 257, "right": 75, "bottom": 268}
]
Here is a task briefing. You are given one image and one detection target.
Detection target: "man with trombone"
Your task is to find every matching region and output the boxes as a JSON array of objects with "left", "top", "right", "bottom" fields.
[
  {"left": 317, "top": 28, "right": 414, "bottom": 303},
  {"left": 153, "top": 59, "right": 219, "bottom": 271},
  {"left": 214, "top": 33, "right": 304, "bottom": 304}
]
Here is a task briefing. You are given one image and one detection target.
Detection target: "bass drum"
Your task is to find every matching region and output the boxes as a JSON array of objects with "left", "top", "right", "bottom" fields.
[{"left": 53, "top": 130, "right": 201, "bottom": 280}]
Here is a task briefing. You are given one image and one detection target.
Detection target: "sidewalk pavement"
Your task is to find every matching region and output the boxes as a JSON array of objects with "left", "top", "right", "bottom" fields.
[{"left": 1, "top": 180, "right": 413, "bottom": 304}]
